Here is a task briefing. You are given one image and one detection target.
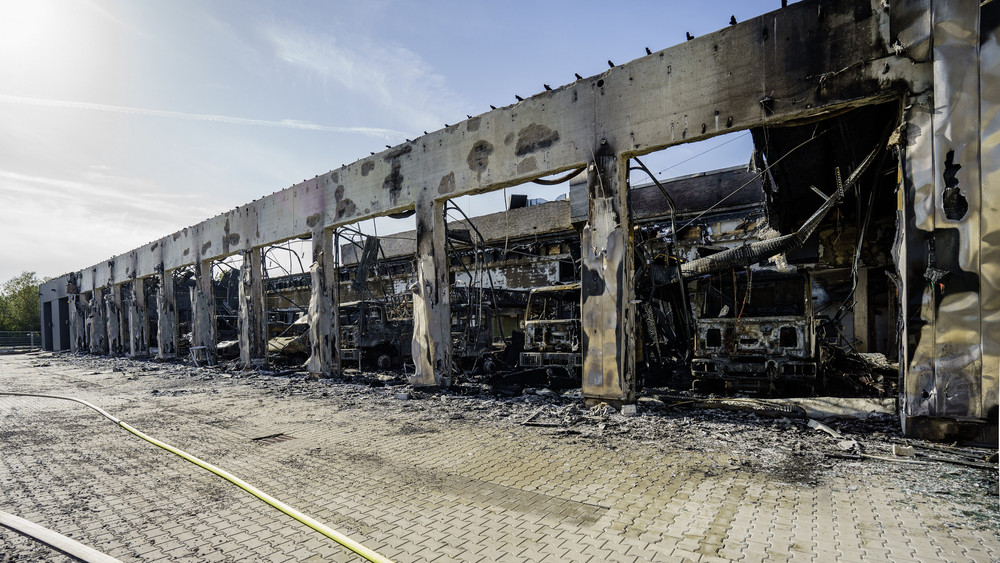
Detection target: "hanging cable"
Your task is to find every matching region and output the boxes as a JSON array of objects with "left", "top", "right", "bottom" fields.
[
  {"left": 630, "top": 157, "right": 692, "bottom": 347},
  {"left": 678, "top": 126, "right": 831, "bottom": 230},
  {"left": 530, "top": 166, "right": 586, "bottom": 186},
  {"left": 655, "top": 131, "right": 751, "bottom": 176}
]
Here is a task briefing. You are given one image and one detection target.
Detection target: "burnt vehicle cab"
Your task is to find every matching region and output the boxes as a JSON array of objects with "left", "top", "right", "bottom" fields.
[
  {"left": 340, "top": 299, "right": 412, "bottom": 370},
  {"left": 690, "top": 271, "right": 817, "bottom": 393},
  {"left": 519, "top": 283, "right": 581, "bottom": 372}
]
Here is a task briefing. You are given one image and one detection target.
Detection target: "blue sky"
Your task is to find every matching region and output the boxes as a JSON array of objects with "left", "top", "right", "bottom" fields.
[{"left": 0, "top": 0, "right": 789, "bottom": 282}]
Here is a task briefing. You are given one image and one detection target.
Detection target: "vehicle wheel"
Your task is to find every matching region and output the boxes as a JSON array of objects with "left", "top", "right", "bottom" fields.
[
  {"left": 377, "top": 353, "right": 392, "bottom": 370},
  {"left": 483, "top": 358, "right": 497, "bottom": 374}
]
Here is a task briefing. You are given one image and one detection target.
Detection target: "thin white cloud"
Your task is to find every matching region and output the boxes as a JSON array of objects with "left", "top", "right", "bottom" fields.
[
  {"left": 0, "top": 167, "right": 229, "bottom": 280},
  {"left": 264, "top": 25, "right": 467, "bottom": 133},
  {"left": 0, "top": 169, "right": 212, "bottom": 217},
  {"left": 0, "top": 94, "right": 406, "bottom": 140}
]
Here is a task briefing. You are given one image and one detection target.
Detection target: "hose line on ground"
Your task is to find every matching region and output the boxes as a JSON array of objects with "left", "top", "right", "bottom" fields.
[
  {"left": 0, "top": 391, "right": 395, "bottom": 563},
  {"left": 0, "top": 509, "right": 123, "bottom": 563}
]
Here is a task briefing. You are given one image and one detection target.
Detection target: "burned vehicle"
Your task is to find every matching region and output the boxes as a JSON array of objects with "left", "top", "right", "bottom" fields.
[
  {"left": 450, "top": 287, "right": 529, "bottom": 374},
  {"left": 340, "top": 299, "right": 413, "bottom": 370},
  {"left": 519, "top": 283, "right": 581, "bottom": 378},
  {"left": 689, "top": 270, "right": 818, "bottom": 393},
  {"left": 265, "top": 313, "right": 310, "bottom": 364}
]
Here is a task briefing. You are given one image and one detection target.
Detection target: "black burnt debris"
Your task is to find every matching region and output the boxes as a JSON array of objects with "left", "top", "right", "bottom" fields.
[{"left": 31, "top": 351, "right": 1000, "bottom": 533}]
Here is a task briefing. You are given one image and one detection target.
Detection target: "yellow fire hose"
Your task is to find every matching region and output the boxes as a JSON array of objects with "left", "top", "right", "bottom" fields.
[{"left": 0, "top": 391, "right": 395, "bottom": 563}]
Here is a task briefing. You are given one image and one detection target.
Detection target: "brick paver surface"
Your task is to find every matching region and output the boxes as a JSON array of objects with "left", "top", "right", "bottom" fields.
[{"left": 1, "top": 353, "right": 997, "bottom": 562}]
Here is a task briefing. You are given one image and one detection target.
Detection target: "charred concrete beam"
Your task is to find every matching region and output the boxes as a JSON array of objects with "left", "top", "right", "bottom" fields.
[
  {"left": 105, "top": 285, "right": 123, "bottom": 355},
  {"left": 581, "top": 147, "right": 636, "bottom": 404},
  {"left": 88, "top": 287, "right": 107, "bottom": 355},
  {"left": 306, "top": 227, "right": 340, "bottom": 377},
  {"left": 238, "top": 248, "right": 267, "bottom": 367},
  {"left": 104, "top": 261, "right": 124, "bottom": 355},
  {"left": 190, "top": 259, "right": 217, "bottom": 365},
  {"left": 68, "top": 293, "right": 86, "bottom": 353},
  {"left": 156, "top": 267, "right": 178, "bottom": 359},
  {"left": 56, "top": 0, "right": 911, "bottom": 294},
  {"left": 411, "top": 194, "right": 451, "bottom": 387},
  {"left": 128, "top": 277, "right": 149, "bottom": 357},
  {"left": 67, "top": 273, "right": 86, "bottom": 353}
]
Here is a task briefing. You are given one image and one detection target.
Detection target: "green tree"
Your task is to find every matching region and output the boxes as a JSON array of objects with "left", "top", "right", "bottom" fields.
[{"left": 0, "top": 271, "right": 42, "bottom": 332}]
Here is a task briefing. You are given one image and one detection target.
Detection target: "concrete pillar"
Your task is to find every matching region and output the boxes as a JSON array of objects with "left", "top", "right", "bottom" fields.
[
  {"left": 88, "top": 288, "right": 107, "bottom": 355},
  {"left": 853, "top": 267, "right": 869, "bottom": 353},
  {"left": 116, "top": 285, "right": 128, "bottom": 353},
  {"left": 306, "top": 228, "right": 340, "bottom": 376},
  {"left": 156, "top": 267, "right": 178, "bottom": 359},
  {"left": 580, "top": 146, "right": 636, "bottom": 406},
  {"left": 238, "top": 248, "right": 268, "bottom": 368},
  {"left": 69, "top": 294, "right": 87, "bottom": 353},
  {"left": 129, "top": 278, "right": 149, "bottom": 357},
  {"left": 411, "top": 194, "right": 451, "bottom": 387},
  {"left": 105, "top": 286, "right": 123, "bottom": 355},
  {"left": 190, "top": 259, "right": 217, "bottom": 365}
]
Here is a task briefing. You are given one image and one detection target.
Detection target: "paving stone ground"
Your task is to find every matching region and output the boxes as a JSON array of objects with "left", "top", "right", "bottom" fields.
[{"left": 1, "top": 352, "right": 997, "bottom": 562}]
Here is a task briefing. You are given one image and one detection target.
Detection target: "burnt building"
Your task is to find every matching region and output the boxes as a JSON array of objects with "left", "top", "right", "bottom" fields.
[{"left": 39, "top": 0, "right": 999, "bottom": 444}]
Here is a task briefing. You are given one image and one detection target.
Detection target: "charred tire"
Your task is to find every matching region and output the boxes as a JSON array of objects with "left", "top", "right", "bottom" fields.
[{"left": 377, "top": 353, "right": 392, "bottom": 370}]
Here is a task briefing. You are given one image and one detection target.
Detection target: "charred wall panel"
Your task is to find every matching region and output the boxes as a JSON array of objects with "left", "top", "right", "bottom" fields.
[{"left": 898, "top": 0, "right": 994, "bottom": 441}]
